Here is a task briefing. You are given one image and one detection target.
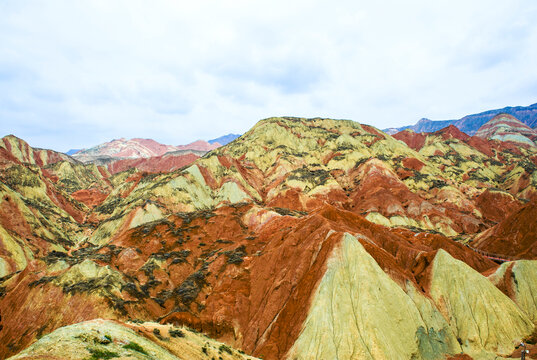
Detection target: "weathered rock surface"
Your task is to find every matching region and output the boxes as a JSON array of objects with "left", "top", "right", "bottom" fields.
[
  {"left": 489, "top": 260, "right": 537, "bottom": 323},
  {"left": 473, "top": 200, "right": 537, "bottom": 259},
  {"left": 288, "top": 233, "right": 461, "bottom": 360},
  {"left": 430, "top": 250, "right": 534, "bottom": 357}
]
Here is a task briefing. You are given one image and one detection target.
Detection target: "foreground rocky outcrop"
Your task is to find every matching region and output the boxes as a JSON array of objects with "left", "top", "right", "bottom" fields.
[
  {"left": 489, "top": 260, "right": 537, "bottom": 324},
  {"left": 1, "top": 115, "right": 537, "bottom": 359},
  {"left": 430, "top": 250, "right": 533, "bottom": 357},
  {"left": 8, "top": 319, "right": 258, "bottom": 360},
  {"left": 288, "top": 234, "right": 461, "bottom": 360}
]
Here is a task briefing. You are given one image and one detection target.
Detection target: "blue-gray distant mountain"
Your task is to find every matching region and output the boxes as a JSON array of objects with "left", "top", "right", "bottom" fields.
[
  {"left": 208, "top": 133, "right": 241, "bottom": 145},
  {"left": 385, "top": 102, "right": 537, "bottom": 135},
  {"left": 65, "top": 149, "right": 81, "bottom": 155}
]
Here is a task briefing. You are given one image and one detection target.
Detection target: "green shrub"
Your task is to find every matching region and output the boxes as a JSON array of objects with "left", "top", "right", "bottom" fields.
[
  {"left": 169, "top": 328, "right": 185, "bottom": 338},
  {"left": 524, "top": 328, "right": 537, "bottom": 344},
  {"left": 219, "top": 344, "right": 233, "bottom": 355},
  {"left": 123, "top": 341, "right": 147, "bottom": 355},
  {"left": 87, "top": 347, "right": 119, "bottom": 360},
  {"left": 224, "top": 245, "right": 247, "bottom": 265},
  {"left": 430, "top": 179, "right": 447, "bottom": 189}
]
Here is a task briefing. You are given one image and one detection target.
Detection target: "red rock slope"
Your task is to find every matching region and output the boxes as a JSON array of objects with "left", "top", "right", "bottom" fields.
[{"left": 473, "top": 199, "right": 537, "bottom": 259}]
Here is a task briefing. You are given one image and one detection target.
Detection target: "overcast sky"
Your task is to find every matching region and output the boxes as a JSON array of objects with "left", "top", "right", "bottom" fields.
[{"left": 1, "top": 1, "right": 537, "bottom": 151}]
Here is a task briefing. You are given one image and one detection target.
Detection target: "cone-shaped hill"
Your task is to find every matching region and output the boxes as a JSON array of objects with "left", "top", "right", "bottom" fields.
[{"left": 475, "top": 113, "right": 537, "bottom": 148}]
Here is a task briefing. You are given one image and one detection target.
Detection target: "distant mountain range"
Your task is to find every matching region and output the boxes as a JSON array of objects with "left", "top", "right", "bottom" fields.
[
  {"left": 65, "top": 149, "right": 81, "bottom": 155},
  {"left": 385, "top": 102, "right": 537, "bottom": 135},
  {"left": 71, "top": 138, "right": 220, "bottom": 163},
  {"left": 66, "top": 133, "right": 241, "bottom": 159},
  {"left": 393, "top": 113, "right": 537, "bottom": 149},
  {"left": 208, "top": 133, "right": 241, "bottom": 145}
]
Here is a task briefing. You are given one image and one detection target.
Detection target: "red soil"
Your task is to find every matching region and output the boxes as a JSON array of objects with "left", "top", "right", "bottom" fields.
[
  {"left": 475, "top": 189, "right": 521, "bottom": 224},
  {"left": 434, "top": 125, "right": 470, "bottom": 142},
  {"left": 393, "top": 130, "right": 427, "bottom": 150},
  {"left": 402, "top": 157, "right": 425, "bottom": 171},
  {"left": 473, "top": 200, "right": 537, "bottom": 259},
  {"left": 71, "top": 188, "right": 109, "bottom": 208}
]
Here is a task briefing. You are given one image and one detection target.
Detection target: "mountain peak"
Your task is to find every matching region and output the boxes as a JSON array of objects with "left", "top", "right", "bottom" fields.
[
  {"left": 73, "top": 138, "right": 180, "bottom": 159},
  {"left": 486, "top": 113, "right": 533, "bottom": 129},
  {"left": 3, "top": 134, "right": 22, "bottom": 140},
  {"left": 208, "top": 133, "right": 241, "bottom": 145},
  {"left": 417, "top": 117, "right": 432, "bottom": 124},
  {"left": 433, "top": 124, "right": 470, "bottom": 141},
  {"left": 1, "top": 133, "right": 75, "bottom": 166},
  {"left": 176, "top": 140, "right": 221, "bottom": 151}
]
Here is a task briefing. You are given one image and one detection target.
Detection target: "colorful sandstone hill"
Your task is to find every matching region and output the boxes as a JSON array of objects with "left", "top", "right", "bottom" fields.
[{"left": 1, "top": 115, "right": 537, "bottom": 359}]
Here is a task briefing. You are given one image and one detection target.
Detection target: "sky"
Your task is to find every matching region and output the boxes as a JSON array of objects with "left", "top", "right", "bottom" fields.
[{"left": 1, "top": 0, "right": 537, "bottom": 152}]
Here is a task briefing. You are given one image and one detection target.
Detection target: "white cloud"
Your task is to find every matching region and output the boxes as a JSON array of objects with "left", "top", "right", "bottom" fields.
[{"left": 0, "top": 0, "right": 536, "bottom": 151}]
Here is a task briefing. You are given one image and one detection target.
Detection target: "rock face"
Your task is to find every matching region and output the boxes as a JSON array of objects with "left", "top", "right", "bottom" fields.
[
  {"left": 1, "top": 116, "right": 537, "bottom": 359},
  {"left": 288, "top": 234, "right": 460, "bottom": 360},
  {"left": 429, "top": 250, "right": 533, "bottom": 357},
  {"left": 473, "top": 200, "right": 537, "bottom": 259},
  {"left": 475, "top": 188, "right": 521, "bottom": 224}
]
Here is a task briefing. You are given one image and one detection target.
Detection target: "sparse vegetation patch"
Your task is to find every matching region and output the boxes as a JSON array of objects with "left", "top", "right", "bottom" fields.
[
  {"left": 224, "top": 245, "right": 247, "bottom": 264},
  {"left": 123, "top": 341, "right": 147, "bottom": 355},
  {"left": 86, "top": 347, "right": 118, "bottom": 360}
]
